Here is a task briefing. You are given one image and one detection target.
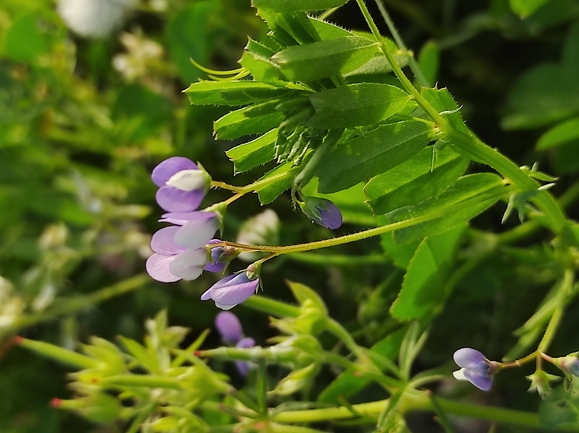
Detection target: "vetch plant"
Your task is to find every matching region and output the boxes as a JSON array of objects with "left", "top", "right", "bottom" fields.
[{"left": 7, "top": 0, "right": 579, "bottom": 432}]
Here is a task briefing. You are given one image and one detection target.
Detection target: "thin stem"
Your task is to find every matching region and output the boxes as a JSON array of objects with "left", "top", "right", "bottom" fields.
[
  {"left": 374, "top": 0, "right": 430, "bottom": 87},
  {"left": 537, "top": 268, "right": 575, "bottom": 353},
  {"left": 214, "top": 190, "right": 509, "bottom": 255}
]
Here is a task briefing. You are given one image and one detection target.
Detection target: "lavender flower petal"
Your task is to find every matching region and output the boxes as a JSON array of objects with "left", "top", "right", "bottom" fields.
[
  {"left": 201, "top": 274, "right": 259, "bottom": 310},
  {"left": 146, "top": 254, "right": 181, "bottom": 283},
  {"left": 463, "top": 368, "right": 493, "bottom": 391},
  {"left": 156, "top": 186, "right": 204, "bottom": 213},
  {"left": 453, "top": 348, "right": 487, "bottom": 369},
  {"left": 215, "top": 311, "right": 243, "bottom": 344},
  {"left": 150, "top": 226, "right": 184, "bottom": 255}
]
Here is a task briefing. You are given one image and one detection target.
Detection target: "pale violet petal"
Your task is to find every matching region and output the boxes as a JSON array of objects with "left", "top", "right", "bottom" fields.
[
  {"left": 146, "top": 254, "right": 180, "bottom": 283},
  {"left": 150, "top": 226, "right": 183, "bottom": 255},
  {"left": 152, "top": 157, "right": 198, "bottom": 187}
]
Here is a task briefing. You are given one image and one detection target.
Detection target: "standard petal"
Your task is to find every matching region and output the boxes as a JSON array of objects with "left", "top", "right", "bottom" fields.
[
  {"left": 146, "top": 254, "right": 181, "bottom": 283},
  {"left": 151, "top": 157, "right": 198, "bottom": 187},
  {"left": 209, "top": 274, "right": 259, "bottom": 307},
  {"left": 215, "top": 311, "right": 243, "bottom": 344},
  {"left": 169, "top": 249, "right": 206, "bottom": 280},
  {"left": 174, "top": 215, "right": 218, "bottom": 249},
  {"left": 156, "top": 186, "right": 204, "bottom": 212},
  {"left": 319, "top": 202, "right": 343, "bottom": 230},
  {"left": 453, "top": 348, "right": 487, "bottom": 369},
  {"left": 150, "top": 226, "right": 183, "bottom": 254}
]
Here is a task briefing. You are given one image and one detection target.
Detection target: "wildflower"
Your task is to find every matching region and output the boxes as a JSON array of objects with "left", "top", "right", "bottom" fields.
[
  {"left": 57, "top": 0, "right": 135, "bottom": 39},
  {"left": 298, "top": 196, "right": 342, "bottom": 230},
  {"left": 152, "top": 157, "right": 211, "bottom": 212},
  {"left": 201, "top": 272, "right": 259, "bottom": 310},
  {"left": 215, "top": 311, "right": 244, "bottom": 345},
  {"left": 452, "top": 348, "right": 496, "bottom": 391}
]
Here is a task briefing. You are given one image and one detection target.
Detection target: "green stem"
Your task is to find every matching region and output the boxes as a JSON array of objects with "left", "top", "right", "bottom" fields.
[
  {"left": 243, "top": 295, "right": 300, "bottom": 318},
  {"left": 1, "top": 274, "right": 148, "bottom": 336},
  {"left": 17, "top": 337, "right": 98, "bottom": 368},
  {"left": 271, "top": 391, "right": 547, "bottom": 428},
  {"left": 374, "top": 0, "right": 430, "bottom": 87},
  {"left": 537, "top": 268, "right": 575, "bottom": 353},
  {"left": 288, "top": 252, "right": 386, "bottom": 266},
  {"left": 218, "top": 189, "right": 509, "bottom": 255}
]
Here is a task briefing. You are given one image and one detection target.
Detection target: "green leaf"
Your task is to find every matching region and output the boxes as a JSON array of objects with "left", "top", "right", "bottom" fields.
[
  {"left": 317, "top": 120, "right": 434, "bottom": 194},
  {"left": 308, "top": 17, "right": 352, "bottom": 40},
  {"left": 4, "top": 11, "right": 61, "bottom": 64},
  {"left": 307, "top": 83, "right": 412, "bottom": 129},
  {"left": 380, "top": 234, "right": 420, "bottom": 270},
  {"left": 226, "top": 130, "right": 278, "bottom": 173},
  {"left": 502, "top": 64, "right": 579, "bottom": 130},
  {"left": 214, "top": 101, "right": 284, "bottom": 140},
  {"left": 239, "top": 51, "right": 288, "bottom": 87},
  {"left": 252, "top": 0, "right": 349, "bottom": 12},
  {"left": 166, "top": 2, "right": 217, "bottom": 83},
  {"left": 539, "top": 380, "right": 579, "bottom": 429},
  {"left": 509, "top": 0, "right": 550, "bottom": 18},
  {"left": 118, "top": 336, "right": 160, "bottom": 373},
  {"left": 390, "top": 224, "right": 466, "bottom": 321},
  {"left": 271, "top": 36, "right": 379, "bottom": 82},
  {"left": 257, "top": 160, "right": 304, "bottom": 204},
  {"left": 184, "top": 81, "right": 295, "bottom": 106},
  {"left": 417, "top": 41, "right": 440, "bottom": 87},
  {"left": 537, "top": 116, "right": 579, "bottom": 150},
  {"left": 387, "top": 173, "right": 506, "bottom": 244},
  {"left": 365, "top": 146, "right": 469, "bottom": 215}
]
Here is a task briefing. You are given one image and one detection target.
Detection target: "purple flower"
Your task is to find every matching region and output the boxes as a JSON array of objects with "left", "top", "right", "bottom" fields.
[
  {"left": 215, "top": 311, "right": 244, "bottom": 345},
  {"left": 554, "top": 353, "right": 579, "bottom": 377},
  {"left": 452, "top": 348, "right": 494, "bottom": 391},
  {"left": 235, "top": 337, "right": 256, "bottom": 376},
  {"left": 201, "top": 273, "right": 259, "bottom": 310},
  {"left": 152, "top": 157, "right": 210, "bottom": 212},
  {"left": 299, "top": 196, "right": 342, "bottom": 230},
  {"left": 146, "top": 226, "right": 207, "bottom": 283}
]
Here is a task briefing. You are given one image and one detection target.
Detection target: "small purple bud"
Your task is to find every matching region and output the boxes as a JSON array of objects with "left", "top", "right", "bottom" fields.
[
  {"left": 201, "top": 273, "right": 259, "bottom": 310},
  {"left": 215, "top": 311, "right": 243, "bottom": 344},
  {"left": 204, "top": 240, "right": 227, "bottom": 273},
  {"left": 554, "top": 353, "right": 579, "bottom": 377},
  {"left": 299, "top": 196, "right": 342, "bottom": 230},
  {"left": 235, "top": 337, "right": 255, "bottom": 376},
  {"left": 452, "top": 348, "right": 494, "bottom": 391}
]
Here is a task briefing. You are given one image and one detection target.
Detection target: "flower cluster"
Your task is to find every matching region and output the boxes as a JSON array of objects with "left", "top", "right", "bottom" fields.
[
  {"left": 146, "top": 157, "right": 259, "bottom": 310},
  {"left": 146, "top": 157, "right": 221, "bottom": 283}
]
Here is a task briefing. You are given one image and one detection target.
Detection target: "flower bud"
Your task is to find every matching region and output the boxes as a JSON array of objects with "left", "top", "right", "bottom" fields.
[
  {"left": 51, "top": 393, "right": 122, "bottom": 424},
  {"left": 298, "top": 196, "right": 342, "bottom": 230}
]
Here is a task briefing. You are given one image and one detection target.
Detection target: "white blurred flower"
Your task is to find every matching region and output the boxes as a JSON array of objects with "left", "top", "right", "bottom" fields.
[
  {"left": 57, "top": 0, "right": 136, "bottom": 39},
  {"left": 113, "top": 31, "right": 164, "bottom": 80},
  {"left": 236, "top": 209, "right": 280, "bottom": 262}
]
